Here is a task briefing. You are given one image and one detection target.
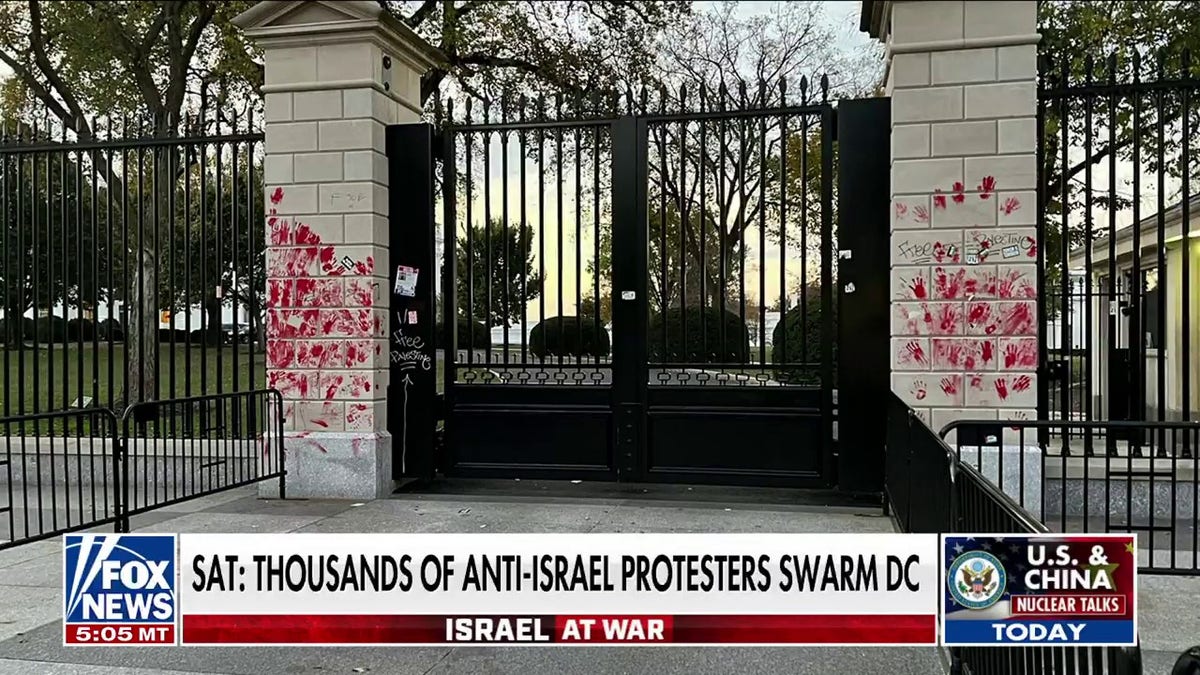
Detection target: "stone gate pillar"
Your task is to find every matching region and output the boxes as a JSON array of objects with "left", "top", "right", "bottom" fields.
[
  {"left": 235, "top": 0, "right": 442, "bottom": 498},
  {"left": 864, "top": 0, "right": 1040, "bottom": 435}
]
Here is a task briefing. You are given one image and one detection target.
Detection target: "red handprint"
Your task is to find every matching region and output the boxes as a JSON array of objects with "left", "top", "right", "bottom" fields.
[
  {"left": 895, "top": 202, "right": 908, "bottom": 218},
  {"left": 1024, "top": 236, "right": 1038, "bottom": 258},
  {"left": 909, "top": 276, "right": 928, "bottom": 299},
  {"left": 994, "top": 378, "right": 1009, "bottom": 400},
  {"left": 914, "top": 205, "right": 930, "bottom": 223},
  {"left": 905, "top": 341, "right": 926, "bottom": 364},
  {"left": 933, "top": 191, "right": 947, "bottom": 209},
  {"left": 1001, "top": 197, "right": 1021, "bottom": 215},
  {"left": 940, "top": 377, "right": 958, "bottom": 396},
  {"left": 951, "top": 182, "right": 965, "bottom": 204},
  {"left": 1004, "top": 343, "right": 1020, "bottom": 368},
  {"left": 911, "top": 380, "right": 928, "bottom": 400},
  {"left": 977, "top": 176, "right": 996, "bottom": 199},
  {"left": 970, "top": 374, "right": 984, "bottom": 389},
  {"left": 981, "top": 340, "right": 994, "bottom": 365},
  {"left": 1012, "top": 374, "right": 1032, "bottom": 392}
]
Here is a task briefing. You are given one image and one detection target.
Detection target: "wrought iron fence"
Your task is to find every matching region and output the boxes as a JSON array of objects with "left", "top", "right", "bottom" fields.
[
  {"left": 0, "top": 112, "right": 265, "bottom": 420},
  {"left": 0, "top": 389, "right": 283, "bottom": 549},
  {"left": 941, "top": 418, "right": 1200, "bottom": 575},
  {"left": 435, "top": 79, "right": 836, "bottom": 390},
  {"left": 1037, "top": 50, "right": 1200, "bottom": 433},
  {"left": 886, "top": 396, "right": 1144, "bottom": 675}
]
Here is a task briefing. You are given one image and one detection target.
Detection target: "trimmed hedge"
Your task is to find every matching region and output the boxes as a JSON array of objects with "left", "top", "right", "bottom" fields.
[
  {"left": 647, "top": 306, "right": 749, "bottom": 363},
  {"left": 530, "top": 316, "right": 610, "bottom": 358},
  {"left": 66, "top": 318, "right": 95, "bottom": 341},
  {"left": 0, "top": 317, "right": 33, "bottom": 343},
  {"left": 98, "top": 319, "right": 124, "bottom": 341},
  {"left": 36, "top": 316, "right": 67, "bottom": 342},
  {"left": 771, "top": 286, "right": 836, "bottom": 385},
  {"left": 436, "top": 318, "right": 492, "bottom": 350}
]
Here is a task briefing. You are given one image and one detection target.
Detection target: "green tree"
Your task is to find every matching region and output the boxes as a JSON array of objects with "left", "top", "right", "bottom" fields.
[
  {"left": 1, "top": 148, "right": 104, "bottom": 344},
  {"left": 456, "top": 220, "right": 541, "bottom": 327},
  {"left": 1038, "top": 1, "right": 1200, "bottom": 300},
  {"left": 383, "top": 1, "right": 691, "bottom": 106},
  {"left": 0, "top": 0, "right": 259, "bottom": 406}
]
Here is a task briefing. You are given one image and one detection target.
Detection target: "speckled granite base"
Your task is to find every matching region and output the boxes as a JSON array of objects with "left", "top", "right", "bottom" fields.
[
  {"left": 1045, "top": 476, "right": 1198, "bottom": 520},
  {"left": 259, "top": 431, "right": 393, "bottom": 500},
  {"left": 955, "top": 445, "right": 1043, "bottom": 516}
]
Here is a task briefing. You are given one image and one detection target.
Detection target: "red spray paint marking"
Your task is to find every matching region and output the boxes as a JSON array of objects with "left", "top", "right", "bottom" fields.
[
  {"left": 935, "top": 340, "right": 964, "bottom": 368},
  {"left": 895, "top": 202, "right": 909, "bottom": 218},
  {"left": 933, "top": 192, "right": 947, "bottom": 209},
  {"left": 970, "top": 374, "right": 984, "bottom": 389},
  {"left": 1004, "top": 341, "right": 1037, "bottom": 368},
  {"left": 951, "top": 182, "right": 965, "bottom": 204},
  {"left": 934, "top": 304, "right": 961, "bottom": 335},
  {"left": 1024, "top": 236, "right": 1038, "bottom": 259},
  {"left": 981, "top": 340, "right": 994, "bottom": 365},
  {"left": 271, "top": 187, "right": 285, "bottom": 204},
  {"left": 266, "top": 340, "right": 295, "bottom": 369},
  {"left": 1000, "top": 303, "right": 1034, "bottom": 335},
  {"left": 996, "top": 268, "right": 1035, "bottom": 299},
  {"left": 1001, "top": 197, "right": 1021, "bottom": 215},
  {"left": 977, "top": 176, "right": 996, "bottom": 199}
]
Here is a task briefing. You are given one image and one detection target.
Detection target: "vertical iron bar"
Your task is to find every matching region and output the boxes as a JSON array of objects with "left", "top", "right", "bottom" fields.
[
  {"left": 737, "top": 84, "right": 746, "bottom": 366},
  {"left": 556, "top": 95, "right": 564, "bottom": 368},
  {"left": 483, "top": 102, "right": 493, "bottom": 369},
  {"left": 519, "top": 102, "right": 528, "bottom": 363},
  {"left": 1083, "top": 58, "right": 1095, "bottom": 459},
  {"left": 465, "top": 111, "right": 475, "bottom": 366},
  {"left": 679, "top": 86, "right": 688, "bottom": 362},
  {"left": 592, "top": 102, "right": 601, "bottom": 368},
  {"left": 443, "top": 107, "right": 457, "bottom": 405},
  {"left": 1059, "top": 58, "right": 1071, "bottom": 457},
  {"left": 779, "top": 81, "right": 789, "bottom": 373},
  {"left": 659, "top": 91, "right": 668, "bottom": 362},
  {"left": 820, "top": 92, "right": 834, "bottom": 462},
  {"left": 500, "top": 99, "right": 510, "bottom": 366},
  {"left": 758, "top": 96, "right": 767, "bottom": 367},
  {"left": 574, "top": 93, "right": 582, "bottom": 371},
  {"left": 718, "top": 88, "right": 728, "bottom": 358}
]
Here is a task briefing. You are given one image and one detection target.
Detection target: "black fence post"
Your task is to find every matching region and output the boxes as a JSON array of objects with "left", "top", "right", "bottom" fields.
[
  {"left": 610, "top": 115, "right": 648, "bottom": 481},
  {"left": 386, "top": 123, "right": 438, "bottom": 482},
  {"left": 835, "top": 97, "right": 890, "bottom": 494}
]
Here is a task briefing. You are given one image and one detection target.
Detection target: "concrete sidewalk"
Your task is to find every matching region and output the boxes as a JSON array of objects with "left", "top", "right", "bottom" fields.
[{"left": 0, "top": 481, "right": 1193, "bottom": 674}]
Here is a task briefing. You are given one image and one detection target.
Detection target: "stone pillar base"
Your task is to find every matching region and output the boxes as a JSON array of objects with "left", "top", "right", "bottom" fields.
[{"left": 259, "top": 432, "right": 393, "bottom": 500}]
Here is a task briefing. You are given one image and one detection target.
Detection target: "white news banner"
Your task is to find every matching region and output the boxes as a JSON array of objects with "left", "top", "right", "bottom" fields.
[{"left": 176, "top": 533, "right": 941, "bottom": 646}]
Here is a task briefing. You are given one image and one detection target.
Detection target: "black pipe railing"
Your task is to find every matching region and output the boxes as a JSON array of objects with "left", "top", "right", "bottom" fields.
[
  {"left": 1, "top": 388, "right": 284, "bottom": 547},
  {"left": 886, "top": 395, "right": 1144, "bottom": 675},
  {"left": 941, "top": 418, "right": 1200, "bottom": 575}
]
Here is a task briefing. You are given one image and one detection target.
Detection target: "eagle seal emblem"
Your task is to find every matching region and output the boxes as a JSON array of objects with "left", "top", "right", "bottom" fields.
[{"left": 947, "top": 551, "right": 1006, "bottom": 610}]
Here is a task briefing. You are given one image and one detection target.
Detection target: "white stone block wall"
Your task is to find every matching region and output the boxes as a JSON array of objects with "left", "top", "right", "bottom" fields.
[
  {"left": 236, "top": 0, "right": 440, "bottom": 498},
  {"left": 883, "top": 1, "right": 1040, "bottom": 435}
]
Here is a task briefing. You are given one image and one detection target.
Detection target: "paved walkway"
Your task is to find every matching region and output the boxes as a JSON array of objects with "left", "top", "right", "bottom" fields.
[{"left": 0, "top": 480, "right": 1193, "bottom": 674}]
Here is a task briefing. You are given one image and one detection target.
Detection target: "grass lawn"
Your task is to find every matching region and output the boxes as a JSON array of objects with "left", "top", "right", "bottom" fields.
[{"left": 1, "top": 343, "right": 266, "bottom": 417}]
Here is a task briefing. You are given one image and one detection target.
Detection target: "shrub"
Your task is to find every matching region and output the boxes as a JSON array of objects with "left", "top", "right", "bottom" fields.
[
  {"left": 98, "top": 318, "right": 124, "bottom": 341},
  {"left": 771, "top": 286, "right": 837, "bottom": 385},
  {"left": 530, "top": 316, "right": 610, "bottom": 358},
  {"left": 647, "top": 306, "right": 749, "bottom": 363},
  {"left": 435, "top": 318, "right": 491, "bottom": 350},
  {"left": 36, "top": 316, "right": 67, "bottom": 342},
  {"left": 66, "top": 318, "right": 95, "bottom": 341},
  {"left": 0, "top": 317, "right": 29, "bottom": 344}
]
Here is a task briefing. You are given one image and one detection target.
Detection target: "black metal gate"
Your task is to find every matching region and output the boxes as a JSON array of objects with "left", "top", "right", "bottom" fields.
[{"left": 435, "top": 83, "right": 841, "bottom": 487}]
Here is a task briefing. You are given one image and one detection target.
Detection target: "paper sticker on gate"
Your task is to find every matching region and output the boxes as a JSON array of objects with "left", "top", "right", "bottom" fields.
[{"left": 394, "top": 266, "right": 418, "bottom": 297}]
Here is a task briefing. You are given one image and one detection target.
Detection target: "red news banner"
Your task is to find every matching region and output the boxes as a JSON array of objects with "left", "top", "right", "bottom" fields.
[{"left": 179, "top": 533, "right": 940, "bottom": 646}]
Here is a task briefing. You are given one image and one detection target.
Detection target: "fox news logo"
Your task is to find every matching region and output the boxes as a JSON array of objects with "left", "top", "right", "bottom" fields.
[{"left": 63, "top": 534, "right": 176, "bottom": 645}]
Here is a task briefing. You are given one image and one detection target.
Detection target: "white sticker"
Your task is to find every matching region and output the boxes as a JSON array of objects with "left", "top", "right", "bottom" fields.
[
  {"left": 394, "top": 265, "right": 418, "bottom": 297},
  {"left": 621, "top": 290, "right": 635, "bottom": 300},
  {"left": 407, "top": 310, "right": 418, "bottom": 325},
  {"left": 965, "top": 253, "right": 980, "bottom": 265},
  {"left": 838, "top": 249, "right": 853, "bottom": 260},
  {"left": 844, "top": 282, "right": 856, "bottom": 294},
  {"left": 1002, "top": 245, "right": 1020, "bottom": 259}
]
